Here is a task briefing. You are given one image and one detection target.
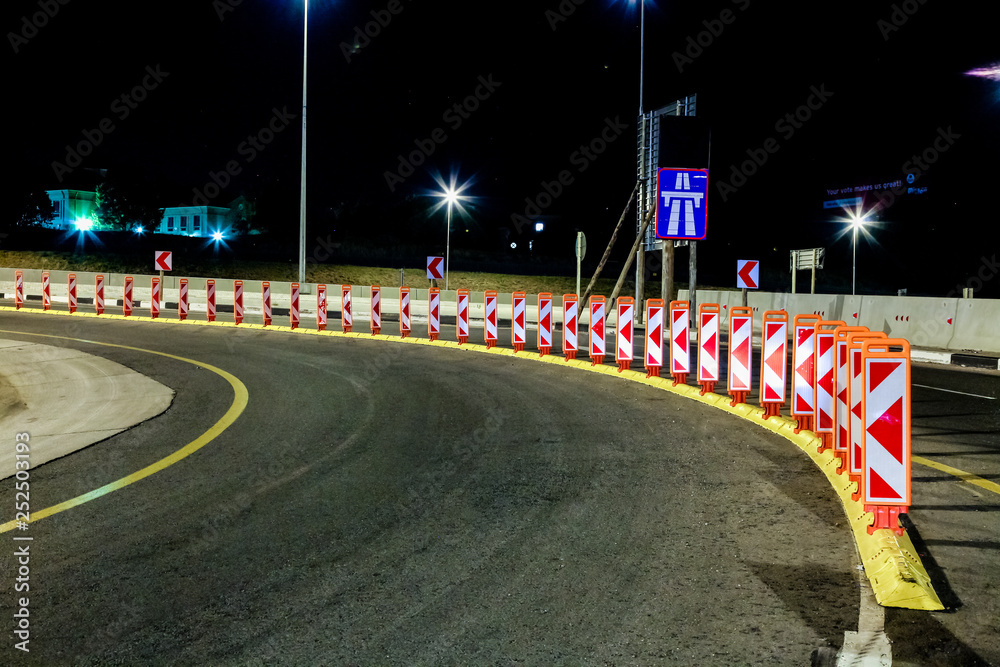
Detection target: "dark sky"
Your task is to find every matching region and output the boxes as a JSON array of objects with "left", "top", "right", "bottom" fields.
[{"left": 6, "top": 0, "right": 1000, "bottom": 295}]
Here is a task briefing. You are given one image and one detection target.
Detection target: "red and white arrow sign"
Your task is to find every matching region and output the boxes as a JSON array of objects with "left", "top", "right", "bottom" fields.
[
  {"left": 426, "top": 256, "right": 444, "bottom": 280},
  {"left": 154, "top": 250, "right": 173, "bottom": 271},
  {"left": 736, "top": 259, "right": 759, "bottom": 289}
]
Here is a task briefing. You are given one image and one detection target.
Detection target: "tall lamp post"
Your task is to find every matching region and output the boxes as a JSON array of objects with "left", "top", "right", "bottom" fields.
[
  {"left": 443, "top": 188, "right": 458, "bottom": 291},
  {"left": 850, "top": 213, "right": 868, "bottom": 296},
  {"left": 297, "top": 0, "right": 308, "bottom": 284}
]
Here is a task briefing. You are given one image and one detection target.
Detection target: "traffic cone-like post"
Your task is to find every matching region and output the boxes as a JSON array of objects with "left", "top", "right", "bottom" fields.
[
  {"left": 14, "top": 271, "right": 23, "bottom": 310},
  {"left": 179, "top": 278, "right": 189, "bottom": 321},
  {"left": 290, "top": 282, "right": 300, "bottom": 329},
  {"left": 206, "top": 279, "right": 216, "bottom": 322},
  {"left": 428, "top": 287, "right": 440, "bottom": 341},
  {"left": 399, "top": 286, "right": 411, "bottom": 338},
  {"left": 697, "top": 303, "right": 721, "bottom": 395},
  {"left": 68, "top": 273, "right": 77, "bottom": 314},
  {"left": 589, "top": 295, "right": 606, "bottom": 366},
  {"left": 150, "top": 277, "right": 161, "bottom": 319},
  {"left": 833, "top": 326, "right": 869, "bottom": 472},
  {"left": 615, "top": 296, "right": 634, "bottom": 372},
  {"left": 317, "top": 284, "right": 328, "bottom": 331},
  {"left": 644, "top": 298, "right": 665, "bottom": 378},
  {"left": 792, "top": 314, "right": 821, "bottom": 434},
  {"left": 727, "top": 306, "right": 753, "bottom": 406},
  {"left": 759, "top": 310, "right": 789, "bottom": 421},
  {"left": 668, "top": 300, "right": 690, "bottom": 386},
  {"left": 341, "top": 285, "right": 352, "bottom": 333},
  {"left": 457, "top": 289, "right": 470, "bottom": 344},
  {"left": 371, "top": 285, "right": 381, "bottom": 335},
  {"left": 484, "top": 290, "right": 497, "bottom": 348},
  {"left": 262, "top": 281, "right": 272, "bottom": 326},
  {"left": 124, "top": 277, "right": 133, "bottom": 316},
  {"left": 847, "top": 331, "right": 887, "bottom": 501},
  {"left": 41, "top": 271, "right": 51, "bottom": 310},
  {"left": 234, "top": 280, "right": 244, "bottom": 325},
  {"left": 537, "top": 292, "right": 553, "bottom": 356},
  {"left": 814, "top": 320, "right": 846, "bottom": 452},
  {"left": 512, "top": 292, "right": 527, "bottom": 353},
  {"left": 861, "top": 338, "right": 912, "bottom": 536},
  {"left": 95, "top": 274, "right": 105, "bottom": 315},
  {"left": 562, "top": 294, "right": 579, "bottom": 361}
]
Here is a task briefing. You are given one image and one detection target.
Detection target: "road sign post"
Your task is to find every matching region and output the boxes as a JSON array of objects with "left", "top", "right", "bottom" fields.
[
  {"left": 512, "top": 292, "right": 526, "bottom": 352},
  {"left": 792, "top": 314, "right": 822, "bottom": 433},
  {"left": 206, "top": 279, "right": 216, "bottom": 322},
  {"left": 589, "top": 295, "right": 606, "bottom": 366},
  {"left": 95, "top": 274, "right": 105, "bottom": 315},
  {"left": 847, "top": 331, "right": 888, "bottom": 501},
  {"left": 537, "top": 293, "right": 553, "bottom": 356},
  {"left": 697, "top": 303, "right": 720, "bottom": 395},
  {"left": 124, "top": 276, "right": 134, "bottom": 317},
  {"left": 179, "top": 278, "right": 189, "bottom": 321},
  {"left": 371, "top": 285, "right": 382, "bottom": 335},
  {"left": 290, "top": 282, "right": 300, "bottom": 329},
  {"left": 562, "top": 294, "right": 579, "bottom": 361},
  {"left": 644, "top": 298, "right": 665, "bottom": 377},
  {"left": 727, "top": 306, "right": 753, "bottom": 406},
  {"left": 42, "top": 271, "right": 50, "bottom": 311},
  {"left": 483, "top": 290, "right": 497, "bottom": 348},
  {"left": 150, "top": 277, "right": 160, "bottom": 319},
  {"left": 861, "top": 338, "right": 912, "bottom": 535},
  {"left": 68, "top": 273, "right": 77, "bottom": 313},
  {"left": 317, "top": 284, "right": 327, "bottom": 331},
  {"left": 262, "top": 282, "right": 271, "bottom": 326},
  {"left": 428, "top": 287, "right": 440, "bottom": 341},
  {"left": 759, "top": 310, "right": 789, "bottom": 421},
  {"left": 457, "top": 289, "right": 470, "bottom": 344},
  {"left": 341, "top": 285, "right": 352, "bottom": 333},
  {"left": 833, "top": 326, "right": 869, "bottom": 472},
  {"left": 575, "top": 232, "right": 587, "bottom": 297},
  {"left": 399, "top": 286, "right": 411, "bottom": 338},
  {"left": 616, "top": 297, "right": 634, "bottom": 372},
  {"left": 234, "top": 280, "right": 244, "bottom": 325},
  {"left": 668, "top": 300, "right": 690, "bottom": 386},
  {"left": 814, "top": 320, "right": 847, "bottom": 451}
]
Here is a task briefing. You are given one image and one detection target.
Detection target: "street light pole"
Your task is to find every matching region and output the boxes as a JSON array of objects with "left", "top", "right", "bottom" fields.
[
  {"left": 297, "top": 0, "right": 308, "bottom": 284},
  {"left": 445, "top": 199, "right": 452, "bottom": 291},
  {"left": 852, "top": 223, "right": 858, "bottom": 296}
]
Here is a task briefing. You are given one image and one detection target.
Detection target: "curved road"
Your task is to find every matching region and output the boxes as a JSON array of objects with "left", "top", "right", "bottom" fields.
[{"left": 0, "top": 311, "right": 994, "bottom": 665}]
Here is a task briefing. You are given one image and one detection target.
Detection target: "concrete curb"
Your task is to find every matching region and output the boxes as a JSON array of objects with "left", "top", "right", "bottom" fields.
[{"left": 0, "top": 305, "right": 945, "bottom": 609}]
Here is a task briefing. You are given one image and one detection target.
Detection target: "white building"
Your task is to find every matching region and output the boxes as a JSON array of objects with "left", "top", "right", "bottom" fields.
[
  {"left": 46, "top": 190, "right": 97, "bottom": 230},
  {"left": 156, "top": 206, "right": 233, "bottom": 238}
]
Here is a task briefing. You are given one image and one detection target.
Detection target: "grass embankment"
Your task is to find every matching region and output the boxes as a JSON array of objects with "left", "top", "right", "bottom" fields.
[{"left": 0, "top": 250, "right": 679, "bottom": 298}]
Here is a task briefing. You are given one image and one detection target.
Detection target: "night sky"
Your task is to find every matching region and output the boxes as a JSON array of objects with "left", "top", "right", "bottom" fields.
[{"left": 7, "top": 0, "right": 1000, "bottom": 296}]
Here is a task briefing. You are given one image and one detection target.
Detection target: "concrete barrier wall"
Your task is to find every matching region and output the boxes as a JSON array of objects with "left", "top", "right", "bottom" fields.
[{"left": 2, "top": 268, "right": 996, "bottom": 353}]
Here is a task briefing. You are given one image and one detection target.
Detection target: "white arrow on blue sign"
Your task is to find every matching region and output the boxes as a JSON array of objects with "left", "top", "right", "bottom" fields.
[{"left": 656, "top": 167, "right": 709, "bottom": 240}]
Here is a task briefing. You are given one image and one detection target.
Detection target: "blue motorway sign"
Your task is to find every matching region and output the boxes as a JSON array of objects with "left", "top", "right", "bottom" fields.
[{"left": 656, "top": 167, "right": 709, "bottom": 240}]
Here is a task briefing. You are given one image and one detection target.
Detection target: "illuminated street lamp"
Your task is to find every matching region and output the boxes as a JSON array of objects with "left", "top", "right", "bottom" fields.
[
  {"left": 431, "top": 173, "right": 472, "bottom": 291},
  {"left": 442, "top": 187, "right": 458, "bottom": 291}
]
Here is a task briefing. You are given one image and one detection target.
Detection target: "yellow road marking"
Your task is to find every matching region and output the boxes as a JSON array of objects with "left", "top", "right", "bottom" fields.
[
  {"left": 912, "top": 455, "right": 1000, "bottom": 497},
  {"left": 0, "top": 328, "right": 249, "bottom": 532}
]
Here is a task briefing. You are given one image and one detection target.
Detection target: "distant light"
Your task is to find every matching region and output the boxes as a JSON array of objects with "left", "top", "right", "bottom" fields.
[
  {"left": 850, "top": 213, "right": 869, "bottom": 229},
  {"left": 74, "top": 218, "right": 94, "bottom": 232},
  {"left": 212, "top": 231, "right": 225, "bottom": 241},
  {"left": 510, "top": 242, "right": 517, "bottom": 249},
  {"left": 534, "top": 222, "right": 545, "bottom": 232},
  {"left": 966, "top": 64, "right": 1000, "bottom": 81},
  {"left": 134, "top": 225, "right": 144, "bottom": 234}
]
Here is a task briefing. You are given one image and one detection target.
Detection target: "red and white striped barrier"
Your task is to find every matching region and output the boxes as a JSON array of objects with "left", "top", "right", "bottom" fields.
[
  {"left": 537, "top": 292, "right": 553, "bottom": 356},
  {"left": 512, "top": 291, "right": 527, "bottom": 352},
  {"left": 234, "top": 280, "right": 245, "bottom": 325},
  {"left": 371, "top": 285, "right": 381, "bottom": 335},
  {"left": 644, "top": 298, "right": 665, "bottom": 377},
  {"left": 124, "top": 276, "right": 133, "bottom": 316},
  {"left": 562, "top": 294, "right": 578, "bottom": 361},
  {"left": 262, "top": 281, "right": 272, "bottom": 326},
  {"left": 428, "top": 287, "right": 440, "bottom": 341},
  {"left": 207, "top": 279, "right": 216, "bottom": 322},
  {"left": 341, "top": 285, "right": 352, "bottom": 333},
  {"left": 400, "top": 286, "right": 411, "bottom": 338},
  {"left": 847, "top": 331, "right": 887, "bottom": 501},
  {"left": 290, "top": 282, "right": 300, "bottom": 329},
  {"left": 589, "top": 295, "right": 606, "bottom": 366},
  {"left": 616, "top": 296, "right": 634, "bottom": 372},
  {"left": 669, "top": 300, "right": 690, "bottom": 386},
  {"left": 317, "top": 284, "right": 328, "bottom": 331},
  {"left": 150, "top": 277, "right": 161, "bottom": 319},
  {"left": 68, "top": 273, "right": 77, "bottom": 314},
  {"left": 697, "top": 303, "right": 721, "bottom": 395},
  {"left": 484, "top": 290, "right": 497, "bottom": 348},
  {"left": 95, "top": 274, "right": 105, "bottom": 315},
  {"left": 814, "top": 320, "right": 846, "bottom": 451},
  {"left": 179, "top": 278, "right": 189, "bottom": 321},
  {"left": 759, "top": 310, "right": 788, "bottom": 420},
  {"left": 42, "top": 271, "right": 51, "bottom": 310},
  {"left": 457, "top": 289, "right": 470, "bottom": 344},
  {"left": 727, "top": 306, "right": 753, "bottom": 406},
  {"left": 861, "top": 338, "right": 912, "bottom": 535},
  {"left": 833, "top": 326, "right": 867, "bottom": 471},
  {"left": 792, "top": 314, "right": 821, "bottom": 433},
  {"left": 14, "top": 271, "right": 23, "bottom": 309}
]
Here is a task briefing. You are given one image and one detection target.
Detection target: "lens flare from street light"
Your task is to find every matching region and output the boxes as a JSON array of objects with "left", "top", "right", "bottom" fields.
[
  {"left": 427, "top": 169, "right": 475, "bottom": 218},
  {"left": 966, "top": 63, "right": 1000, "bottom": 81}
]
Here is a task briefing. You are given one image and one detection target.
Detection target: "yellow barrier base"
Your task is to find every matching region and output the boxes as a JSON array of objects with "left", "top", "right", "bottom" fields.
[{"left": 0, "top": 306, "right": 945, "bottom": 609}]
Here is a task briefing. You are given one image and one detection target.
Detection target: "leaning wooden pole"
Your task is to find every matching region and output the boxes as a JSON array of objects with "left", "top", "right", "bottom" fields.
[
  {"left": 580, "top": 181, "right": 639, "bottom": 304},
  {"left": 609, "top": 205, "right": 655, "bottom": 306}
]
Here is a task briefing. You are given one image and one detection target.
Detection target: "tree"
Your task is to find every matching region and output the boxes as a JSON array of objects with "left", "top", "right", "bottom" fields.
[
  {"left": 93, "top": 179, "right": 163, "bottom": 232},
  {"left": 14, "top": 190, "right": 56, "bottom": 228}
]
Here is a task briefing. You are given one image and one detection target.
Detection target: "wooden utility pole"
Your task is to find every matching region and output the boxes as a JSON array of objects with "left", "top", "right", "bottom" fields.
[{"left": 609, "top": 206, "right": 655, "bottom": 305}]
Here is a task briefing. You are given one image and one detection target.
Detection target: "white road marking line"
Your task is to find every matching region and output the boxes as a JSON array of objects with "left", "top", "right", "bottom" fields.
[{"left": 912, "top": 384, "right": 995, "bottom": 400}]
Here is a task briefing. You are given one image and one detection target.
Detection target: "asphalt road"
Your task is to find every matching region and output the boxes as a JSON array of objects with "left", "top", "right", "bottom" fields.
[{"left": 0, "top": 306, "right": 996, "bottom": 665}]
